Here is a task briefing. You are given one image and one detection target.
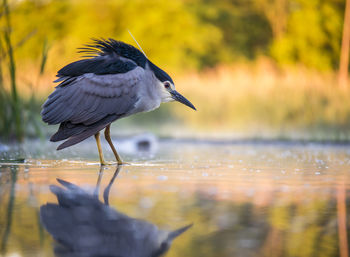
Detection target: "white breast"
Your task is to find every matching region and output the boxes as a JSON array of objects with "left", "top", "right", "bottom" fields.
[{"left": 129, "top": 66, "right": 163, "bottom": 115}]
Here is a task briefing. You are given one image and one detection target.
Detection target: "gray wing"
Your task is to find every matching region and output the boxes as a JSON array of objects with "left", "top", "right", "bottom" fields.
[{"left": 41, "top": 67, "right": 144, "bottom": 126}]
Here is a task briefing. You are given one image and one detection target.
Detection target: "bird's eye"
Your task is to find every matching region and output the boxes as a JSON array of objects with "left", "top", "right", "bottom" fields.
[{"left": 164, "top": 82, "right": 170, "bottom": 89}]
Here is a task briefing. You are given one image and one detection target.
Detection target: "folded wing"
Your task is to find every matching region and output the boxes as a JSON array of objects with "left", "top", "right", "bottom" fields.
[{"left": 41, "top": 66, "right": 144, "bottom": 150}]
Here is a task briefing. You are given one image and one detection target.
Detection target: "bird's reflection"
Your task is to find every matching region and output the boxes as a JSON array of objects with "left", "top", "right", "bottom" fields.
[{"left": 40, "top": 166, "right": 191, "bottom": 257}]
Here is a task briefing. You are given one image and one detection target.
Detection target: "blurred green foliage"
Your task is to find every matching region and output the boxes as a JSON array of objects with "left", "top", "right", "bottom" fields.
[
  {"left": 189, "top": 0, "right": 273, "bottom": 66},
  {"left": 0, "top": 0, "right": 43, "bottom": 142},
  {"left": 270, "top": 0, "right": 345, "bottom": 70},
  {"left": 0, "top": 0, "right": 47, "bottom": 142},
  {"left": 4, "top": 0, "right": 347, "bottom": 71},
  {"left": 10, "top": 0, "right": 221, "bottom": 71}
]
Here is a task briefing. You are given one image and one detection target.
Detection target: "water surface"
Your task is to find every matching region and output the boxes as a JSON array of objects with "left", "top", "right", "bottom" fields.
[{"left": 0, "top": 139, "right": 349, "bottom": 257}]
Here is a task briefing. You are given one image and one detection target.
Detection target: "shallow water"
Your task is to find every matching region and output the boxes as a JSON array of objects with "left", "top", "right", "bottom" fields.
[{"left": 0, "top": 139, "right": 349, "bottom": 257}]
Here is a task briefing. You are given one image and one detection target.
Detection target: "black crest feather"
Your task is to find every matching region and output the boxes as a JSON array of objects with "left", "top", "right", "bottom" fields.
[
  {"left": 78, "top": 38, "right": 147, "bottom": 67},
  {"left": 56, "top": 38, "right": 148, "bottom": 79}
]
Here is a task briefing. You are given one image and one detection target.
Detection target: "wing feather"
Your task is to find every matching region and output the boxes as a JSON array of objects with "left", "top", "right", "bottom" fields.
[
  {"left": 83, "top": 113, "right": 106, "bottom": 126},
  {"left": 89, "top": 96, "right": 103, "bottom": 114},
  {"left": 41, "top": 67, "right": 143, "bottom": 126}
]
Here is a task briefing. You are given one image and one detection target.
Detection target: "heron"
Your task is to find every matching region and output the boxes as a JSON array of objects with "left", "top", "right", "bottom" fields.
[
  {"left": 41, "top": 38, "right": 196, "bottom": 165},
  {"left": 40, "top": 168, "right": 192, "bottom": 257}
]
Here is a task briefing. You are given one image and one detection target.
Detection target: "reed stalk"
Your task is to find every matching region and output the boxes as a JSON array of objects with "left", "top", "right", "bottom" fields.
[{"left": 2, "top": 0, "right": 23, "bottom": 141}]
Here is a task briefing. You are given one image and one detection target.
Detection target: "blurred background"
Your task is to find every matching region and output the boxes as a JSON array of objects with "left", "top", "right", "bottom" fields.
[{"left": 0, "top": 0, "right": 349, "bottom": 142}]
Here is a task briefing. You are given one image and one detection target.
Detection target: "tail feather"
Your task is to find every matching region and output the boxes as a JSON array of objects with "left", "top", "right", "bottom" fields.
[
  {"left": 50, "top": 122, "right": 87, "bottom": 142},
  {"left": 50, "top": 114, "right": 119, "bottom": 150},
  {"left": 56, "top": 123, "right": 108, "bottom": 150}
]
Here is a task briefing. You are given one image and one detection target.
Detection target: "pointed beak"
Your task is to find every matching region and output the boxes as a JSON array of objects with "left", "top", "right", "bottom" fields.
[
  {"left": 170, "top": 90, "right": 196, "bottom": 110},
  {"left": 167, "top": 224, "right": 193, "bottom": 241}
]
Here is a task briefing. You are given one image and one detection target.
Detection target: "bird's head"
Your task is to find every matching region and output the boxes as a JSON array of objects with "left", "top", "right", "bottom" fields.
[
  {"left": 148, "top": 61, "right": 196, "bottom": 111},
  {"left": 152, "top": 224, "right": 192, "bottom": 257}
]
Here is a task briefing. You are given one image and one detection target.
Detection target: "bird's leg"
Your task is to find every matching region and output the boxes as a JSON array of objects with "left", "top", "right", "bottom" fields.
[
  {"left": 104, "top": 124, "right": 123, "bottom": 165},
  {"left": 94, "top": 132, "right": 107, "bottom": 165}
]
